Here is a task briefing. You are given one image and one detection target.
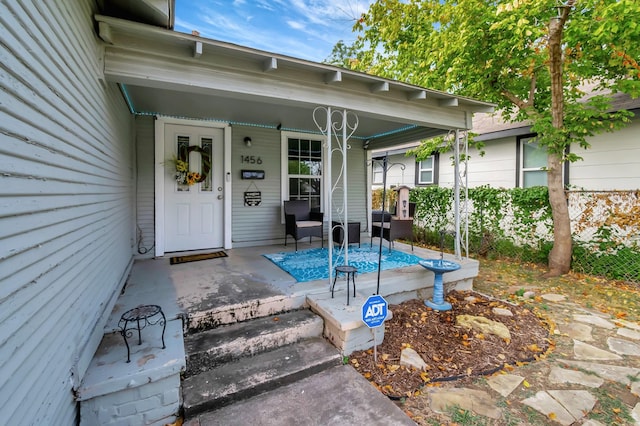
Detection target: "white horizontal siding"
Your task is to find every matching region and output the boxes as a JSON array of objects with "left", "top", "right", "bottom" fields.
[
  {"left": 330, "top": 144, "right": 368, "bottom": 226},
  {"left": 439, "top": 137, "right": 516, "bottom": 189},
  {"left": 231, "top": 127, "right": 284, "bottom": 244},
  {"left": 570, "top": 118, "right": 640, "bottom": 190},
  {"left": 229, "top": 127, "right": 370, "bottom": 245},
  {"left": 371, "top": 153, "right": 416, "bottom": 189},
  {"left": 374, "top": 116, "right": 639, "bottom": 192},
  {"left": 135, "top": 116, "right": 156, "bottom": 256},
  {"left": 0, "top": 1, "right": 134, "bottom": 424}
]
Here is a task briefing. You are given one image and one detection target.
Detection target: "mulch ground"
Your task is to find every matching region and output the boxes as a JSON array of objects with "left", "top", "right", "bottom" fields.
[{"left": 349, "top": 290, "right": 551, "bottom": 398}]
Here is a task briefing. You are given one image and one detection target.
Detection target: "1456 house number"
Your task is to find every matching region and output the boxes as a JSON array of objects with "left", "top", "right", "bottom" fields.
[{"left": 241, "top": 155, "right": 263, "bottom": 164}]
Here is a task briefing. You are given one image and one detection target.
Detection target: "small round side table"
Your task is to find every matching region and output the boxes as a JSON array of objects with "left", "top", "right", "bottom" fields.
[
  {"left": 332, "top": 265, "right": 357, "bottom": 305},
  {"left": 119, "top": 304, "right": 166, "bottom": 363}
]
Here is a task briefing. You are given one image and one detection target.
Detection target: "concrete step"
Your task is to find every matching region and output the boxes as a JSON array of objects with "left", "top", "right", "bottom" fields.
[
  {"left": 192, "top": 365, "right": 416, "bottom": 426},
  {"left": 182, "top": 337, "right": 341, "bottom": 419},
  {"left": 184, "top": 294, "right": 305, "bottom": 332},
  {"left": 183, "top": 309, "right": 324, "bottom": 377}
]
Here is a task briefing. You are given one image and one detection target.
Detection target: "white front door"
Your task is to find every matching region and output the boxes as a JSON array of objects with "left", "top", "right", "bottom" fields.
[{"left": 164, "top": 124, "right": 224, "bottom": 252}]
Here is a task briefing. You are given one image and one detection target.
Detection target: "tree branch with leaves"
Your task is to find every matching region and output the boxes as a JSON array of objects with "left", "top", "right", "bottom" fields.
[{"left": 343, "top": 0, "right": 640, "bottom": 276}]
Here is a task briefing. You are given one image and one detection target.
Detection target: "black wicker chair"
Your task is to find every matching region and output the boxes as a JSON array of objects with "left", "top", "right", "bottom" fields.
[
  {"left": 284, "top": 200, "right": 324, "bottom": 251},
  {"left": 371, "top": 202, "right": 415, "bottom": 252}
]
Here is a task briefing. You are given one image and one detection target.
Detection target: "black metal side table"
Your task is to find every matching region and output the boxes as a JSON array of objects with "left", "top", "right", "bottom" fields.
[
  {"left": 332, "top": 265, "right": 357, "bottom": 305},
  {"left": 119, "top": 304, "right": 166, "bottom": 363},
  {"left": 331, "top": 221, "right": 361, "bottom": 247}
]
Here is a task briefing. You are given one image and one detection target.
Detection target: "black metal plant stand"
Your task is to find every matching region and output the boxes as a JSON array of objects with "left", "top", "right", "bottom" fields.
[
  {"left": 373, "top": 154, "right": 405, "bottom": 294},
  {"left": 332, "top": 265, "right": 357, "bottom": 305},
  {"left": 119, "top": 304, "right": 166, "bottom": 363}
]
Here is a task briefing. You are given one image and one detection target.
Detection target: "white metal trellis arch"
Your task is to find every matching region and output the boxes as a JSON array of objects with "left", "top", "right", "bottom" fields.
[
  {"left": 313, "top": 106, "right": 359, "bottom": 285},
  {"left": 452, "top": 129, "right": 469, "bottom": 259}
]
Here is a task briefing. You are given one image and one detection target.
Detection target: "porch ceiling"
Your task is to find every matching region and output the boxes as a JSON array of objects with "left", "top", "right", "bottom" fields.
[{"left": 96, "top": 15, "right": 494, "bottom": 149}]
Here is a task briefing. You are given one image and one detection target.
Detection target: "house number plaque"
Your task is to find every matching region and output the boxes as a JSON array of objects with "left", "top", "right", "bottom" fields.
[{"left": 241, "top": 155, "right": 262, "bottom": 164}]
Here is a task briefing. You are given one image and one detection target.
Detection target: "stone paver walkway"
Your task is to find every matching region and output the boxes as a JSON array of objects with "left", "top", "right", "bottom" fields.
[{"left": 415, "top": 292, "right": 640, "bottom": 425}]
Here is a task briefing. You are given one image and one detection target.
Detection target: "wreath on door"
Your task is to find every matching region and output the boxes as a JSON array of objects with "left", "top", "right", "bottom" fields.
[{"left": 171, "top": 145, "right": 212, "bottom": 186}]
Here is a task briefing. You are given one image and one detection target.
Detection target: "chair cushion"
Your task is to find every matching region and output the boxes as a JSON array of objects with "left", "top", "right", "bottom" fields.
[
  {"left": 372, "top": 222, "right": 391, "bottom": 229},
  {"left": 297, "top": 220, "right": 322, "bottom": 228}
]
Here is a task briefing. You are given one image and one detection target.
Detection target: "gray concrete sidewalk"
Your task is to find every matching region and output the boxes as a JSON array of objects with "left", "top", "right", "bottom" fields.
[{"left": 186, "top": 365, "right": 415, "bottom": 426}]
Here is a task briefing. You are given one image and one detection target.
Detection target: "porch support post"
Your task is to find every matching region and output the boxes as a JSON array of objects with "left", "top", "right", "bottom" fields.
[
  {"left": 342, "top": 109, "right": 349, "bottom": 266},
  {"left": 326, "top": 107, "right": 333, "bottom": 281},
  {"left": 453, "top": 129, "right": 469, "bottom": 260},
  {"left": 454, "top": 129, "right": 461, "bottom": 259},
  {"left": 460, "top": 131, "right": 469, "bottom": 259}
]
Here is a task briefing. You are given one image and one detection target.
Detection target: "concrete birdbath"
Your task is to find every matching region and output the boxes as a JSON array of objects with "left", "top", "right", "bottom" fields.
[
  {"left": 419, "top": 230, "right": 461, "bottom": 311},
  {"left": 419, "top": 259, "right": 461, "bottom": 311}
]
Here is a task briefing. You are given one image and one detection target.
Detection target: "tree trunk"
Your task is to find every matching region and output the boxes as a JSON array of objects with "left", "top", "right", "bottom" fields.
[
  {"left": 546, "top": 14, "right": 573, "bottom": 276},
  {"left": 546, "top": 153, "right": 572, "bottom": 276}
]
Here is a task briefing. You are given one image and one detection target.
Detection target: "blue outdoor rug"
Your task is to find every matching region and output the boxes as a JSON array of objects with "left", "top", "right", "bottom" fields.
[{"left": 263, "top": 244, "right": 423, "bottom": 282}]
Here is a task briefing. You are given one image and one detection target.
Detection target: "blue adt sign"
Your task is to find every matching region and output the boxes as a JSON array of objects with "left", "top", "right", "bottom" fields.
[{"left": 362, "top": 294, "right": 388, "bottom": 328}]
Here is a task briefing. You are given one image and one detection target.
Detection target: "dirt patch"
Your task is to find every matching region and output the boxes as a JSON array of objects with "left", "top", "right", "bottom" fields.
[{"left": 349, "top": 290, "right": 551, "bottom": 398}]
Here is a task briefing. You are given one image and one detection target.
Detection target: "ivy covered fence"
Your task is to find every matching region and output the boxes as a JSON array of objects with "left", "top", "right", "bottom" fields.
[{"left": 372, "top": 186, "right": 640, "bottom": 283}]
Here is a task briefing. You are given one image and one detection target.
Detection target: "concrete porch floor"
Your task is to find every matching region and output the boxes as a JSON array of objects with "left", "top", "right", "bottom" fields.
[
  {"left": 106, "top": 240, "right": 477, "bottom": 335},
  {"left": 103, "top": 239, "right": 478, "bottom": 358}
]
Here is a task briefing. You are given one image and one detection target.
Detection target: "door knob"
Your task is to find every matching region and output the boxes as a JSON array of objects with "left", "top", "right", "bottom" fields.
[{"left": 217, "top": 195, "right": 223, "bottom": 200}]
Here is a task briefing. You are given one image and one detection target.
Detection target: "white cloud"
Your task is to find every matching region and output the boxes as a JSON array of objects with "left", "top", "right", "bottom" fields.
[
  {"left": 174, "top": 0, "right": 373, "bottom": 61},
  {"left": 286, "top": 20, "right": 305, "bottom": 30}
]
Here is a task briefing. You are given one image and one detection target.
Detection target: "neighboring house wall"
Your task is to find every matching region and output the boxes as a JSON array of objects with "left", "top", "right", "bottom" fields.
[
  {"left": 371, "top": 153, "right": 416, "bottom": 189},
  {"left": 569, "top": 116, "right": 640, "bottom": 190},
  {"left": 439, "top": 136, "right": 517, "bottom": 189},
  {"left": 379, "top": 113, "right": 640, "bottom": 191},
  {"left": 1, "top": 1, "right": 135, "bottom": 423}
]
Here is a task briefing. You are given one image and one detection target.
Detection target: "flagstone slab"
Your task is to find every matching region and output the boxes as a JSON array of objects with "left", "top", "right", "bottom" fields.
[
  {"left": 607, "top": 337, "right": 640, "bottom": 356},
  {"left": 541, "top": 293, "right": 567, "bottom": 302},
  {"left": 558, "top": 322, "right": 593, "bottom": 341},
  {"left": 632, "top": 381, "right": 640, "bottom": 398},
  {"left": 581, "top": 419, "right": 606, "bottom": 426},
  {"left": 618, "top": 327, "right": 640, "bottom": 341},
  {"left": 548, "top": 366, "right": 603, "bottom": 388},
  {"left": 574, "top": 340, "right": 622, "bottom": 360},
  {"left": 559, "top": 360, "right": 640, "bottom": 385},
  {"left": 548, "top": 389, "right": 595, "bottom": 422},
  {"left": 616, "top": 319, "right": 640, "bottom": 332},
  {"left": 429, "top": 388, "right": 501, "bottom": 419},
  {"left": 400, "top": 347, "right": 427, "bottom": 371},
  {"left": 521, "top": 391, "right": 575, "bottom": 425},
  {"left": 486, "top": 373, "right": 524, "bottom": 397},
  {"left": 633, "top": 402, "right": 640, "bottom": 424},
  {"left": 573, "top": 314, "right": 615, "bottom": 329}
]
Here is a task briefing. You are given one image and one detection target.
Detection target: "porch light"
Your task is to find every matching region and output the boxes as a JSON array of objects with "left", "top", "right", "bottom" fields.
[{"left": 244, "top": 137, "right": 252, "bottom": 147}]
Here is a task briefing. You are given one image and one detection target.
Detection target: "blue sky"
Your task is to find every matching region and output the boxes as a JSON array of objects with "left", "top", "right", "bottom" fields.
[{"left": 174, "top": 0, "right": 374, "bottom": 62}]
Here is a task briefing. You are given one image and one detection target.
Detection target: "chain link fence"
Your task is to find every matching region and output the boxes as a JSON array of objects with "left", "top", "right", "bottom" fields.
[
  {"left": 373, "top": 188, "right": 640, "bottom": 284},
  {"left": 567, "top": 191, "right": 639, "bottom": 282}
]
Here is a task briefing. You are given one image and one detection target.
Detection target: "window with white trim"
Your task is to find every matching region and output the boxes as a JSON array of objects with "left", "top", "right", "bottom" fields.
[
  {"left": 520, "top": 136, "right": 547, "bottom": 188},
  {"left": 416, "top": 156, "right": 435, "bottom": 185},
  {"left": 283, "top": 134, "right": 323, "bottom": 211}
]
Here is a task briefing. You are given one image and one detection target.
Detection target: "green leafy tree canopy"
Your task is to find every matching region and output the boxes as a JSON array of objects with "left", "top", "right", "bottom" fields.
[{"left": 346, "top": 0, "right": 640, "bottom": 276}]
